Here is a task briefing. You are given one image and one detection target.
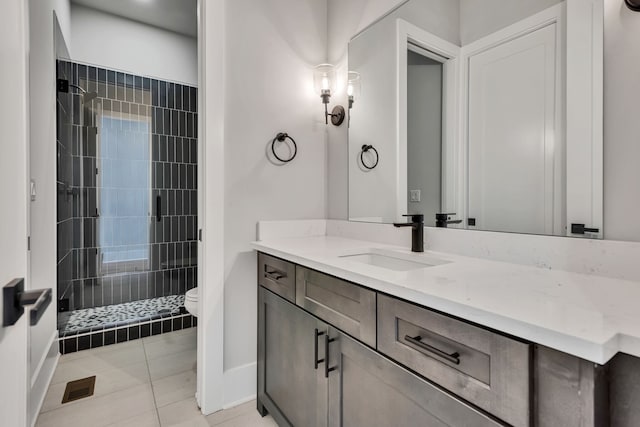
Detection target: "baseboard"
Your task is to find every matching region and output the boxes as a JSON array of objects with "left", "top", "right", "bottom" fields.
[
  {"left": 223, "top": 361, "right": 257, "bottom": 409},
  {"left": 30, "top": 330, "right": 59, "bottom": 427}
]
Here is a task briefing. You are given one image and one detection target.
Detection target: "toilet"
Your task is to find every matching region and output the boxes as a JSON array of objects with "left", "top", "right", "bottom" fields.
[{"left": 185, "top": 287, "right": 198, "bottom": 317}]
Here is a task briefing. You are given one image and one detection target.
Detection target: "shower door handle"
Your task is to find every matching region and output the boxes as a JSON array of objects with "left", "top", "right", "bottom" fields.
[{"left": 156, "top": 195, "right": 162, "bottom": 222}]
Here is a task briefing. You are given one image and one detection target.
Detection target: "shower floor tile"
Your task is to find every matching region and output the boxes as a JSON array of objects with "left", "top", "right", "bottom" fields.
[{"left": 61, "top": 295, "right": 185, "bottom": 335}]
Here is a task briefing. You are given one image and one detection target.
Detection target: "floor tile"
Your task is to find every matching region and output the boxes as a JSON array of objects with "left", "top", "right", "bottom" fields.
[
  {"left": 158, "top": 397, "right": 209, "bottom": 426},
  {"left": 51, "top": 341, "right": 146, "bottom": 385},
  {"left": 206, "top": 401, "right": 276, "bottom": 427},
  {"left": 107, "top": 410, "right": 160, "bottom": 427},
  {"left": 144, "top": 328, "right": 197, "bottom": 360},
  {"left": 147, "top": 348, "right": 196, "bottom": 381},
  {"left": 36, "top": 383, "right": 156, "bottom": 427},
  {"left": 41, "top": 360, "right": 150, "bottom": 413},
  {"left": 205, "top": 401, "right": 254, "bottom": 426},
  {"left": 151, "top": 369, "right": 197, "bottom": 408}
]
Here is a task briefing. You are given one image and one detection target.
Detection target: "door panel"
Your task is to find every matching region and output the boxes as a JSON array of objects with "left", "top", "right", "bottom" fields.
[
  {"left": 258, "top": 287, "right": 327, "bottom": 427},
  {"left": 468, "top": 23, "right": 560, "bottom": 235},
  {"left": 0, "top": 0, "right": 30, "bottom": 425}
]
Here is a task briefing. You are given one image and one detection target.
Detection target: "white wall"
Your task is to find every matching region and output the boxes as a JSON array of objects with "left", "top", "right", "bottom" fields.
[
  {"left": 222, "top": 0, "right": 327, "bottom": 390},
  {"left": 70, "top": 4, "right": 197, "bottom": 85},
  {"left": 28, "top": 1, "right": 70, "bottom": 424},
  {"left": 603, "top": 0, "right": 640, "bottom": 242}
]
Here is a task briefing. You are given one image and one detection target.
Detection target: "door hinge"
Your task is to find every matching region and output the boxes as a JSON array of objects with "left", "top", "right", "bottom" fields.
[
  {"left": 198, "top": 229, "right": 203, "bottom": 242},
  {"left": 27, "top": 236, "right": 31, "bottom": 251}
]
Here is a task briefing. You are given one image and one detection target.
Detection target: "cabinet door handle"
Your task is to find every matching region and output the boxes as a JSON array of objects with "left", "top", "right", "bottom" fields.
[
  {"left": 265, "top": 270, "right": 285, "bottom": 281},
  {"left": 314, "top": 328, "right": 325, "bottom": 369},
  {"left": 325, "top": 334, "right": 336, "bottom": 378},
  {"left": 405, "top": 335, "right": 461, "bottom": 365}
]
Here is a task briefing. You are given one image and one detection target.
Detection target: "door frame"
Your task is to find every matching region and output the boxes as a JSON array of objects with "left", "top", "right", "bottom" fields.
[
  {"left": 196, "top": 0, "right": 226, "bottom": 415},
  {"left": 396, "top": 19, "right": 461, "bottom": 222}
]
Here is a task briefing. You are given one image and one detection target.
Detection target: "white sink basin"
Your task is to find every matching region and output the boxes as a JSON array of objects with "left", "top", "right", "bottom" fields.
[{"left": 340, "top": 251, "right": 449, "bottom": 272}]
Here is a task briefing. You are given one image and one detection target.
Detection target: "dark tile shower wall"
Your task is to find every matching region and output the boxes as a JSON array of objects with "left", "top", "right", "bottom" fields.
[{"left": 56, "top": 61, "right": 198, "bottom": 327}]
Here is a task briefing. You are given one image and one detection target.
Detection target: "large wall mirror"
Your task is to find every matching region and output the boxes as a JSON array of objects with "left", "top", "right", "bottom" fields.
[{"left": 348, "top": 0, "right": 603, "bottom": 238}]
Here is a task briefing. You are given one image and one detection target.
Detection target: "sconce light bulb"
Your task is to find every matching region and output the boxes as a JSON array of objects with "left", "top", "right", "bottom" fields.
[
  {"left": 347, "top": 84, "right": 354, "bottom": 97},
  {"left": 322, "top": 76, "right": 330, "bottom": 91}
]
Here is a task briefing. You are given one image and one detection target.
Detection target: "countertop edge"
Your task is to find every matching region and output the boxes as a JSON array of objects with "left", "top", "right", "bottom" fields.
[{"left": 251, "top": 241, "right": 638, "bottom": 365}]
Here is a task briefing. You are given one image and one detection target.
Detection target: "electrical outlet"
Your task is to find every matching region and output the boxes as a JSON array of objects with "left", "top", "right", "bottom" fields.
[{"left": 409, "top": 190, "right": 421, "bottom": 202}]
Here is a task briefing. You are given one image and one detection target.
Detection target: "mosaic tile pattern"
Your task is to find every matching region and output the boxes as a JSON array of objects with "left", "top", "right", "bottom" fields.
[{"left": 62, "top": 294, "right": 185, "bottom": 334}]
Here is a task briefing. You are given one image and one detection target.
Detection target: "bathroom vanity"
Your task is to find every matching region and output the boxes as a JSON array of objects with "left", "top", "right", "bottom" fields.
[{"left": 253, "top": 231, "right": 640, "bottom": 427}]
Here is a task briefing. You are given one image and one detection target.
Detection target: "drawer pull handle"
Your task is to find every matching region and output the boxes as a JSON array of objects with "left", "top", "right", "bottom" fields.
[
  {"left": 405, "top": 335, "right": 460, "bottom": 365},
  {"left": 265, "top": 270, "right": 285, "bottom": 281},
  {"left": 314, "top": 328, "right": 325, "bottom": 369},
  {"left": 325, "top": 334, "right": 336, "bottom": 378}
]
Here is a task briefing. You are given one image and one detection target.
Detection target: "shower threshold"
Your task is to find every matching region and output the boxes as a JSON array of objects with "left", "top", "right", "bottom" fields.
[{"left": 59, "top": 294, "right": 185, "bottom": 336}]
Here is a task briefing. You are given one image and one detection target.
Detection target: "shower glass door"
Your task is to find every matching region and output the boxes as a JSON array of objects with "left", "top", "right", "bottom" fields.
[{"left": 96, "top": 103, "right": 152, "bottom": 276}]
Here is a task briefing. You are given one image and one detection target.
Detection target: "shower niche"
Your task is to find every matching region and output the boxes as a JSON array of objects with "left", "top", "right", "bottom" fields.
[{"left": 56, "top": 60, "right": 199, "bottom": 353}]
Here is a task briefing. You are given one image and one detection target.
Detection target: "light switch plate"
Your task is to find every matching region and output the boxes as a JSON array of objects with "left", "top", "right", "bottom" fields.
[
  {"left": 30, "top": 180, "right": 36, "bottom": 201},
  {"left": 409, "top": 190, "right": 421, "bottom": 202}
]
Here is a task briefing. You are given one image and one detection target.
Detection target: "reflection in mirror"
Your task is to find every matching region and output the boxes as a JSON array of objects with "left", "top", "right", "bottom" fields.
[{"left": 347, "top": 0, "right": 603, "bottom": 239}]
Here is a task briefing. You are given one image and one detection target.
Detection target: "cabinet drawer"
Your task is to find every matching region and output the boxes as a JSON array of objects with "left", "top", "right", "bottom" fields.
[
  {"left": 328, "top": 326, "right": 505, "bottom": 427},
  {"left": 378, "top": 294, "right": 531, "bottom": 427},
  {"left": 296, "top": 267, "right": 376, "bottom": 348},
  {"left": 258, "top": 253, "right": 296, "bottom": 303}
]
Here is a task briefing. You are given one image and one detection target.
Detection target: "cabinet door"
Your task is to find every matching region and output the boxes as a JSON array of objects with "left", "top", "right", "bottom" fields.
[
  {"left": 258, "top": 286, "right": 328, "bottom": 427},
  {"left": 326, "top": 327, "right": 505, "bottom": 427}
]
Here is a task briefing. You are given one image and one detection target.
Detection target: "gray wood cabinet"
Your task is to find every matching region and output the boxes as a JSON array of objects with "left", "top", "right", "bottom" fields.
[
  {"left": 257, "top": 286, "right": 328, "bottom": 427},
  {"left": 326, "top": 326, "right": 504, "bottom": 427},
  {"left": 256, "top": 252, "right": 638, "bottom": 427}
]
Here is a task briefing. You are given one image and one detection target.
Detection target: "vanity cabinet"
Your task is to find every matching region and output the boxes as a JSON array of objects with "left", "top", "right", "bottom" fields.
[{"left": 256, "top": 252, "right": 622, "bottom": 427}]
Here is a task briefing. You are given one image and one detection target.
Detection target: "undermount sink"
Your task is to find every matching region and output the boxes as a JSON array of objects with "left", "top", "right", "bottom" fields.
[{"left": 339, "top": 250, "right": 449, "bottom": 272}]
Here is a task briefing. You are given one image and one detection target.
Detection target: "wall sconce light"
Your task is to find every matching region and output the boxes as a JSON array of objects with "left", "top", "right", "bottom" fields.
[
  {"left": 347, "top": 71, "right": 361, "bottom": 110},
  {"left": 314, "top": 64, "right": 345, "bottom": 126},
  {"left": 626, "top": 0, "right": 640, "bottom": 11}
]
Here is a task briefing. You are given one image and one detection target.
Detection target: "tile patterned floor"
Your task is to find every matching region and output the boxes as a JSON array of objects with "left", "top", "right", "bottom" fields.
[
  {"left": 61, "top": 295, "right": 186, "bottom": 334},
  {"left": 37, "top": 328, "right": 277, "bottom": 427}
]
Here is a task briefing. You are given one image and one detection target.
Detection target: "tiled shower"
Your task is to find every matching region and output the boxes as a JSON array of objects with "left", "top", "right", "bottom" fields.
[{"left": 56, "top": 60, "right": 198, "bottom": 353}]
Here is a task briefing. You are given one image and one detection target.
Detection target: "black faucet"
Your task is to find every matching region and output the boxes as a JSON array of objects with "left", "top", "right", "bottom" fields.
[
  {"left": 393, "top": 214, "right": 424, "bottom": 253},
  {"left": 435, "top": 213, "right": 463, "bottom": 228}
]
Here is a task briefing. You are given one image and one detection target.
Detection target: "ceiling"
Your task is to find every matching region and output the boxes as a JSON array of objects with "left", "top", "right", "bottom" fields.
[{"left": 71, "top": 0, "right": 198, "bottom": 38}]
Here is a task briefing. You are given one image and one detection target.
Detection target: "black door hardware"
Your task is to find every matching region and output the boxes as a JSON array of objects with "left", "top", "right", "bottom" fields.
[
  {"left": 571, "top": 223, "right": 600, "bottom": 235},
  {"left": 314, "top": 328, "right": 325, "bottom": 369},
  {"left": 436, "top": 213, "right": 463, "bottom": 228},
  {"left": 393, "top": 214, "right": 425, "bottom": 253},
  {"left": 3, "top": 278, "right": 52, "bottom": 327},
  {"left": 405, "top": 335, "right": 461, "bottom": 365},
  {"left": 265, "top": 270, "right": 285, "bottom": 282},
  {"left": 325, "top": 333, "right": 336, "bottom": 378}
]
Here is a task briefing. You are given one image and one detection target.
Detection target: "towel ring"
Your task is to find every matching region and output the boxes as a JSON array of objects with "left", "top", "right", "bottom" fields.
[
  {"left": 360, "top": 145, "right": 379, "bottom": 170},
  {"left": 271, "top": 132, "right": 297, "bottom": 163}
]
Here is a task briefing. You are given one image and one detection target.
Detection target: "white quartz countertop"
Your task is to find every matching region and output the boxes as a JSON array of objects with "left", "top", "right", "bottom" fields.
[{"left": 251, "top": 235, "right": 640, "bottom": 364}]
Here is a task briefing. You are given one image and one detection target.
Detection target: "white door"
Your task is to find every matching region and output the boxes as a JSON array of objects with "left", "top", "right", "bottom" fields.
[
  {"left": 0, "top": 0, "right": 31, "bottom": 426},
  {"left": 467, "top": 23, "right": 561, "bottom": 235}
]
